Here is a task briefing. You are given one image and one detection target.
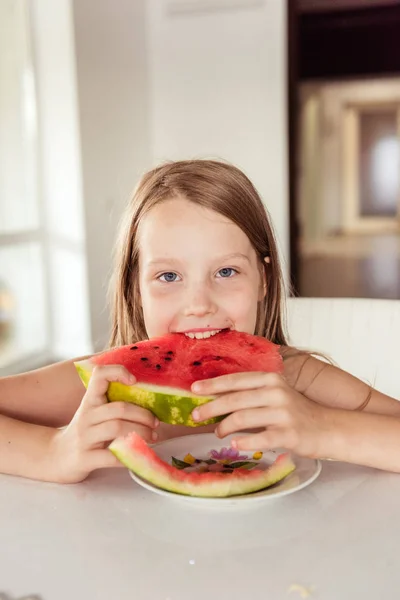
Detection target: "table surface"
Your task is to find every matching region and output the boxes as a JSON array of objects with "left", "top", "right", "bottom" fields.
[{"left": 1, "top": 459, "right": 399, "bottom": 600}]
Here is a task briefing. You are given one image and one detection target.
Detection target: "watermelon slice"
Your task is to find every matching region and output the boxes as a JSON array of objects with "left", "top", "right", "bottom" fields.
[
  {"left": 109, "top": 432, "right": 296, "bottom": 498},
  {"left": 75, "top": 330, "right": 283, "bottom": 427}
]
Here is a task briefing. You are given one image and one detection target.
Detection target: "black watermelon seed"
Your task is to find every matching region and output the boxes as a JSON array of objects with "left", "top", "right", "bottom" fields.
[
  {"left": 166, "top": 350, "right": 174, "bottom": 355},
  {"left": 155, "top": 364, "right": 161, "bottom": 370},
  {"left": 193, "top": 361, "right": 202, "bottom": 366},
  {"left": 164, "top": 357, "right": 172, "bottom": 362},
  {"left": 130, "top": 346, "right": 138, "bottom": 350},
  {"left": 141, "top": 357, "right": 148, "bottom": 361}
]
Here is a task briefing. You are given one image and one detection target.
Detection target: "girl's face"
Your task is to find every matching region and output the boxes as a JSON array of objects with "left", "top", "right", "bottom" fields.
[{"left": 138, "top": 198, "right": 265, "bottom": 339}]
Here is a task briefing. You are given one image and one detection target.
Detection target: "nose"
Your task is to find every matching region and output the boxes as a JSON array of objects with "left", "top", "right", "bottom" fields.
[{"left": 182, "top": 282, "right": 217, "bottom": 318}]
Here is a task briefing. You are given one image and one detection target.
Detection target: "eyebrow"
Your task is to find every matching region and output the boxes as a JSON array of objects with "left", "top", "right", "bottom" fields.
[
  {"left": 146, "top": 253, "right": 251, "bottom": 268},
  {"left": 216, "top": 253, "right": 251, "bottom": 264}
]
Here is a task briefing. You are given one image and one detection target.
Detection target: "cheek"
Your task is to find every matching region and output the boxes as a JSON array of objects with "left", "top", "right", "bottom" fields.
[
  {"left": 221, "top": 285, "right": 259, "bottom": 330},
  {"left": 140, "top": 284, "right": 176, "bottom": 337}
]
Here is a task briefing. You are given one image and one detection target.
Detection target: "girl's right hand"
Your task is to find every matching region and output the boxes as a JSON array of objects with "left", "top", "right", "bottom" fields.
[{"left": 49, "top": 365, "right": 159, "bottom": 483}]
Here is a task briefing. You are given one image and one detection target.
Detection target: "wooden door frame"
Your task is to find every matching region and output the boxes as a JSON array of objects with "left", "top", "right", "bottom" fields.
[{"left": 342, "top": 102, "right": 400, "bottom": 233}]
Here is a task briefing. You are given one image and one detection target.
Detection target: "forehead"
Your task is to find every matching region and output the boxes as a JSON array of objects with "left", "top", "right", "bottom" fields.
[{"left": 138, "top": 198, "right": 255, "bottom": 261}]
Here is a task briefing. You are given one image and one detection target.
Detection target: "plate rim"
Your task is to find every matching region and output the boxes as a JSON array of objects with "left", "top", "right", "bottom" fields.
[{"left": 128, "top": 432, "right": 322, "bottom": 504}]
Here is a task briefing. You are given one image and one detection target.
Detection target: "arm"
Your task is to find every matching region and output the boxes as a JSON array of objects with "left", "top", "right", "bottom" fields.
[
  {"left": 319, "top": 407, "right": 400, "bottom": 472},
  {"left": 0, "top": 413, "right": 56, "bottom": 480},
  {"left": 0, "top": 366, "right": 158, "bottom": 482},
  {"left": 0, "top": 357, "right": 89, "bottom": 427},
  {"left": 191, "top": 367, "right": 400, "bottom": 472},
  {"left": 282, "top": 351, "right": 400, "bottom": 470},
  {"left": 282, "top": 349, "right": 400, "bottom": 417}
]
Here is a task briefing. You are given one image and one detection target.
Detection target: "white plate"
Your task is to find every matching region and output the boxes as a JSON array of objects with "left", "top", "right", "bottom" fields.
[{"left": 129, "top": 433, "right": 322, "bottom": 507}]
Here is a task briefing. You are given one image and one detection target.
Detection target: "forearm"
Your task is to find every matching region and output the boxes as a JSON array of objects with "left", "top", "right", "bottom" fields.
[
  {"left": 0, "top": 358, "right": 87, "bottom": 427},
  {"left": 321, "top": 408, "right": 400, "bottom": 472},
  {"left": 0, "top": 413, "right": 57, "bottom": 481}
]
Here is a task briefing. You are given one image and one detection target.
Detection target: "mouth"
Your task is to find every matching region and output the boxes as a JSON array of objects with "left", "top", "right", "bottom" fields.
[{"left": 180, "top": 328, "right": 231, "bottom": 340}]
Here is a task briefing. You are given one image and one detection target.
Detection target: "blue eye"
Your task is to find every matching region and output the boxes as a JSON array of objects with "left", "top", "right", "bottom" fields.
[
  {"left": 159, "top": 272, "right": 180, "bottom": 283},
  {"left": 217, "top": 268, "right": 237, "bottom": 278}
]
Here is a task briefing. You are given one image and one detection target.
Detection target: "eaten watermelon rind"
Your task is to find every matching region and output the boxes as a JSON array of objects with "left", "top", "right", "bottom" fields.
[
  {"left": 75, "top": 360, "right": 221, "bottom": 427},
  {"left": 109, "top": 432, "right": 296, "bottom": 498}
]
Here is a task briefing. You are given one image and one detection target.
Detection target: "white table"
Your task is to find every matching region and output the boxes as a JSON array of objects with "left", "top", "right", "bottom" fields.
[{"left": 1, "top": 461, "right": 399, "bottom": 600}]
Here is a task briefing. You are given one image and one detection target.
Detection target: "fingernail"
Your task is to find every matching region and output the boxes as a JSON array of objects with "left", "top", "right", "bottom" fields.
[
  {"left": 152, "top": 431, "right": 158, "bottom": 441},
  {"left": 231, "top": 439, "right": 238, "bottom": 449},
  {"left": 154, "top": 418, "right": 160, "bottom": 428},
  {"left": 127, "top": 374, "right": 135, "bottom": 384},
  {"left": 192, "top": 409, "right": 200, "bottom": 421},
  {"left": 192, "top": 382, "right": 202, "bottom": 393}
]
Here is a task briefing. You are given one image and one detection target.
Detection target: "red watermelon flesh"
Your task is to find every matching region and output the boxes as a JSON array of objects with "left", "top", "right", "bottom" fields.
[
  {"left": 89, "top": 330, "right": 282, "bottom": 389},
  {"left": 75, "top": 330, "right": 283, "bottom": 427}
]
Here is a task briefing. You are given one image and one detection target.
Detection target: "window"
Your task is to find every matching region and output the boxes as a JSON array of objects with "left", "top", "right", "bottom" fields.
[{"left": 0, "top": 0, "right": 49, "bottom": 373}]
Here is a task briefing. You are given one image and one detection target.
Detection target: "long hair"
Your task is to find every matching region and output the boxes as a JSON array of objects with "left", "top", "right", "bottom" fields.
[{"left": 109, "top": 160, "right": 288, "bottom": 347}]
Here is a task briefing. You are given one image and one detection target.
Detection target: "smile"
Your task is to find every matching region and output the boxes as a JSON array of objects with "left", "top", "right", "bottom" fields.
[{"left": 182, "top": 329, "right": 228, "bottom": 340}]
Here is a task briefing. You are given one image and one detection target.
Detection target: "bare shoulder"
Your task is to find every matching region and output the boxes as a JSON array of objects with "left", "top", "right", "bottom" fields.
[
  {"left": 280, "top": 345, "right": 400, "bottom": 416},
  {"left": 0, "top": 355, "right": 91, "bottom": 427},
  {"left": 280, "top": 345, "right": 325, "bottom": 390}
]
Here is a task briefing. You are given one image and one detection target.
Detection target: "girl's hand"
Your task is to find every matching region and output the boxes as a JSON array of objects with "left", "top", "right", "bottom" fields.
[
  {"left": 191, "top": 373, "right": 330, "bottom": 458},
  {"left": 49, "top": 365, "right": 159, "bottom": 483}
]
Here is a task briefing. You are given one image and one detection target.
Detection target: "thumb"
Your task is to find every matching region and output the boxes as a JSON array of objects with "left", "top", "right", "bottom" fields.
[{"left": 84, "top": 365, "right": 136, "bottom": 407}]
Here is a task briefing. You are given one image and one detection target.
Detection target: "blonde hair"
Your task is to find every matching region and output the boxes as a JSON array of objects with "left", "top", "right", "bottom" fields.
[{"left": 109, "top": 159, "right": 288, "bottom": 348}]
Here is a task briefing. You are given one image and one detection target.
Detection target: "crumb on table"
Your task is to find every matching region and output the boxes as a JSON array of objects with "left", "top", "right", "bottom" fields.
[{"left": 287, "top": 583, "right": 315, "bottom": 598}]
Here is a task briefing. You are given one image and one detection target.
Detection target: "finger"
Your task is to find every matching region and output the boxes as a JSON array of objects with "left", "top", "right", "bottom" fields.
[
  {"left": 90, "top": 401, "right": 159, "bottom": 429},
  {"left": 192, "top": 389, "right": 280, "bottom": 423},
  {"left": 191, "top": 372, "right": 283, "bottom": 396},
  {"left": 231, "top": 429, "right": 286, "bottom": 452},
  {"left": 88, "top": 421, "right": 157, "bottom": 447},
  {"left": 89, "top": 449, "right": 126, "bottom": 471},
  {"left": 215, "top": 408, "right": 285, "bottom": 438},
  {"left": 84, "top": 365, "right": 136, "bottom": 407}
]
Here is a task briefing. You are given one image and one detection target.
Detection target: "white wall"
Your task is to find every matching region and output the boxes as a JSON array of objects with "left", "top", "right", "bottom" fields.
[
  {"left": 147, "top": 0, "right": 289, "bottom": 270},
  {"left": 72, "top": 0, "right": 152, "bottom": 351},
  {"left": 29, "top": 0, "right": 289, "bottom": 356},
  {"left": 72, "top": 0, "right": 290, "bottom": 349}
]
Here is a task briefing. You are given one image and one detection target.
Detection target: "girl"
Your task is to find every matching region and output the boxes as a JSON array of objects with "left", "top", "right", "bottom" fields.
[{"left": 1, "top": 160, "right": 400, "bottom": 483}]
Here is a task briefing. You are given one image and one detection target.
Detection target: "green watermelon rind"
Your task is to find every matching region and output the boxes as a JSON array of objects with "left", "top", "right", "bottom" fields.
[
  {"left": 75, "top": 360, "right": 222, "bottom": 427},
  {"left": 109, "top": 432, "right": 296, "bottom": 498}
]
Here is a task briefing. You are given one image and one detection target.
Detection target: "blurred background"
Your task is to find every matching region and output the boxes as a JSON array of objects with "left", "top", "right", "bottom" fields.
[{"left": 0, "top": 0, "right": 399, "bottom": 375}]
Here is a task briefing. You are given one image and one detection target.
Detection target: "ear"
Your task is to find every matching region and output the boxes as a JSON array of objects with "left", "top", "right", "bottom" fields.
[{"left": 258, "top": 257, "right": 269, "bottom": 300}]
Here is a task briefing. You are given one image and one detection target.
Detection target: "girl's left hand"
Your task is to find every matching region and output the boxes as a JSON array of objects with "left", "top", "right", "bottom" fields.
[{"left": 191, "top": 373, "right": 331, "bottom": 458}]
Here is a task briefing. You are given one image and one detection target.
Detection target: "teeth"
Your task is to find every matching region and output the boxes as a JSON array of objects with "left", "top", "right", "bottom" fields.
[{"left": 184, "top": 329, "right": 221, "bottom": 340}]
